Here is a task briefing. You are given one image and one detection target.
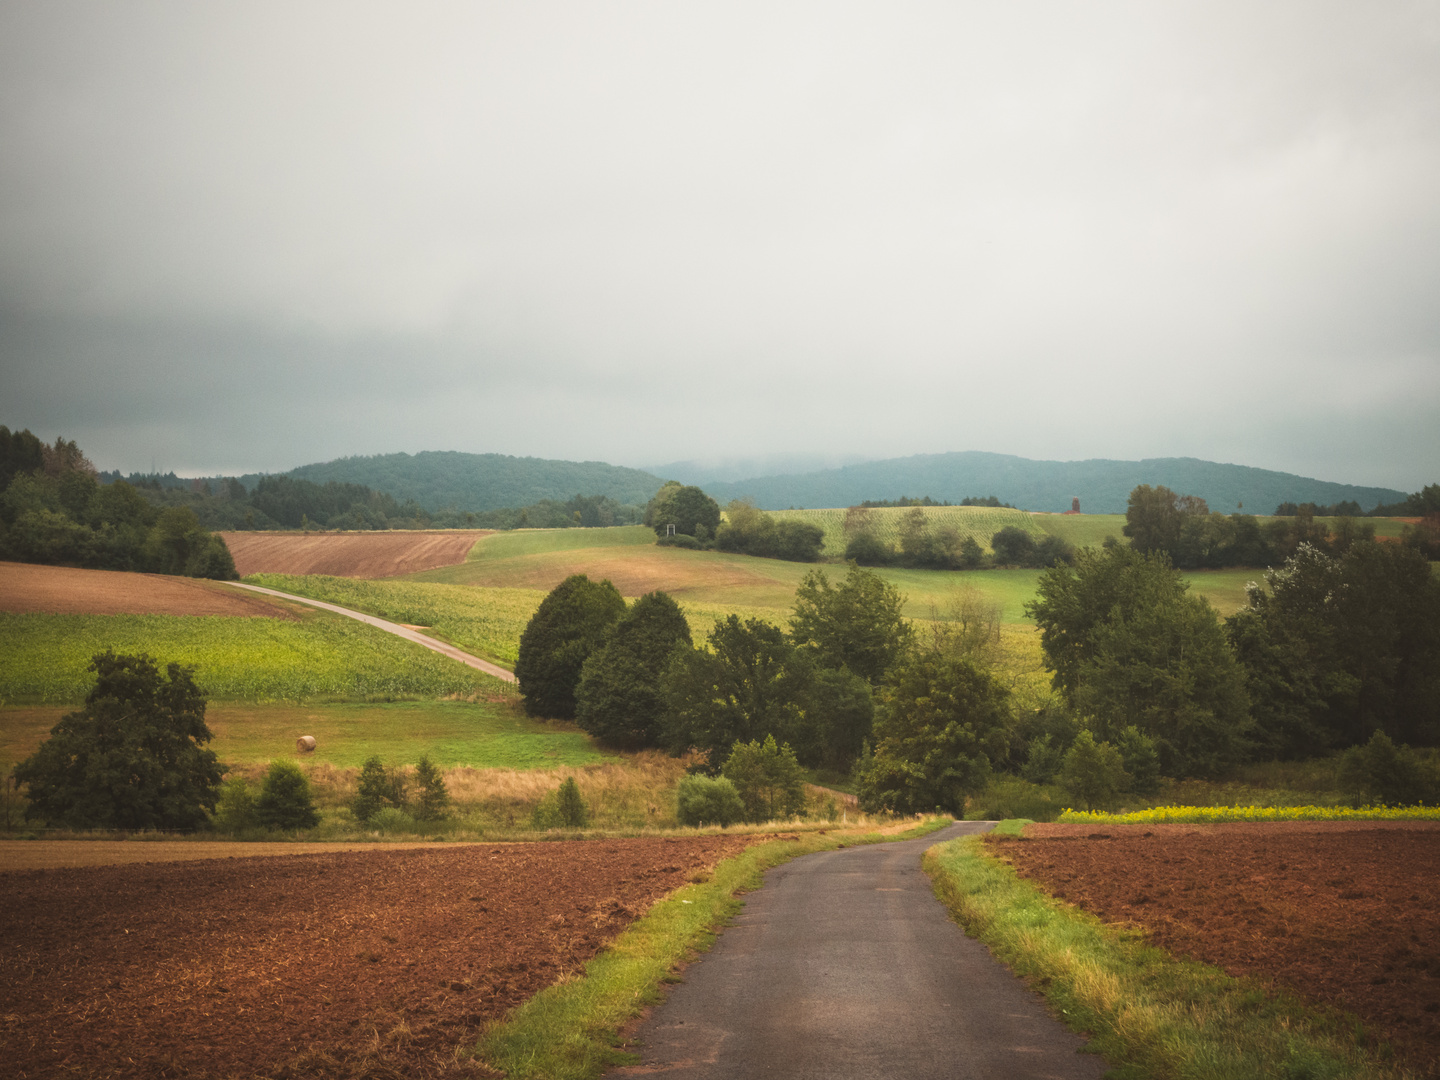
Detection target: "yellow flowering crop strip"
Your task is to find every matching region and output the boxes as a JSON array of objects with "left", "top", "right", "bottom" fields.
[{"left": 1058, "top": 804, "right": 1440, "bottom": 824}]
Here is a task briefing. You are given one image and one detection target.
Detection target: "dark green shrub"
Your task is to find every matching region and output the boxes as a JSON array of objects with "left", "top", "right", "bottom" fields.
[
  {"left": 967, "top": 776, "right": 1066, "bottom": 822},
  {"left": 1114, "top": 725, "right": 1162, "bottom": 796},
  {"left": 1057, "top": 731, "right": 1130, "bottom": 812},
  {"left": 352, "top": 755, "right": 408, "bottom": 823},
  {"left": 722, "top": 735, "right": 806, "bottom": 822},
  {"left": 255, "top": 760, "right": 319, "bottom": 830},
  {"left": 1338, "top": 731, "right": 1440, "bottom": 806},
  {"left": 676, "top": 774, "right": 745, "bottom": 827},
  {"left": 533, "top": 777, "right": 590, "bottom": 828},
  {"left": 413, "top": 755, "right": 450, "bottom": 822},
  {"left": 212, "top": 777, "right": 259, "bottom": 833},
  {"left": 844, "top": 531, "right": 895, "bottom": 566}
]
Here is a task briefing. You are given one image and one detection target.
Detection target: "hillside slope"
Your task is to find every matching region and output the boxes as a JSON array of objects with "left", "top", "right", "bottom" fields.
[
  {"left": 697, "top": 452, "right": 1406, "bottom": 515},
  {"left": 286, "top": 451, "right": 666, "bottom": 512}
]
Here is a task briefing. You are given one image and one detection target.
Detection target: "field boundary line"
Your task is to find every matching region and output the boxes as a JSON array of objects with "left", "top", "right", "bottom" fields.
[{"left": 223, "top": 581, "right": 516, "bottom": 683}]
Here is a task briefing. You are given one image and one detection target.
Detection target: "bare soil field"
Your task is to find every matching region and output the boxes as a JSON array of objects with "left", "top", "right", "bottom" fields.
[
  {"left": 1, "top": 836, "right": 755, "bottom": 1079},
  {"left": 0, "top": 839, "right": 464, "bottom": 871},
  {"left": 0, "top": 561, "right": 292, "bottom": 618},
  {"left": 220, "top": 531, "right": 489, "bottom": 578},
  {"left": 988, "top": 822, "right": 1440, "bottom": 1072}
]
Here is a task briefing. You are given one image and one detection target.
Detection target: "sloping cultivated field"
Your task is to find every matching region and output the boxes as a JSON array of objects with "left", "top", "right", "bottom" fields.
[
  {"left": 0, "top": 561, "right": 293, "bottom": 618},
  {"left": 1, "top": 837, "right": 755, "bottom": 1079},
  {"left": 219, "top": 529, "right": 489, "bottom": 578},
  {"left": 988, "top": 821, "right": 1440, "bottom": 1073},
  {"left": 0, "top": 611, "right": 506, "bottom": 703}
]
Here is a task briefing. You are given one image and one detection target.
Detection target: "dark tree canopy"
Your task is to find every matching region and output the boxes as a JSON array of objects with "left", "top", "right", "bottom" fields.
[
  {"left": 660, "top": 615, "right": 810, "bottom": 770},
  {"left": 14, "top": 651, "right": 225, "bottom": 830},
  {"left": 648, "top": 484, "right": 721, "bottom": 538},
  {"left": 1123, "top": 484, "right": 1185, "bottom": 554},
  {"left": 789, "top": 565, "right": 912, "bottom": 685},
  {"left": 1227, "top": 541, "right": 1440, "bottom": 754},
  {"left": 856, "top": 654, "right": 1011, "bottom": 816},
  {"left": 515, "top": 574, "right": 627, "bottom": 719},
  {"left": 575, "top": 590, "right": 693, "bottom": 747},
  {"left": 1027, "top": 545, "right": 1251, "bottom": 777}
]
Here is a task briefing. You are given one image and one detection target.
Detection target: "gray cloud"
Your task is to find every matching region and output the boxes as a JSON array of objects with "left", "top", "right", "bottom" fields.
[{"left": 2, "top": 1, "right": 1437, "bottom": 488}]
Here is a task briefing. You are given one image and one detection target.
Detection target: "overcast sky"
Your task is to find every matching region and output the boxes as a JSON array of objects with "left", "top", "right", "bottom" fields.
[{"left": 2, "top": 2, "right": 1437, "bottom": 489}]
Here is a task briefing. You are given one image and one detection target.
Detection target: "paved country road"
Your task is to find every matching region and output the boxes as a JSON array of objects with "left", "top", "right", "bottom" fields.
[
  {"left": 615, "top": 821, "right": 1107, "bottom": 1080},
  {"left": 223, "top": 580, "right": 517, "bottom": 683}
]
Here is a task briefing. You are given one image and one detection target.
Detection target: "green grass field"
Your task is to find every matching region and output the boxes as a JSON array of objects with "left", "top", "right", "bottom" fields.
[
  {"left": 0, "top": 610, "right": 509, "bottom": 705},
  {"left": 0, "top": 699, "right": 609, "bottom": 771}
]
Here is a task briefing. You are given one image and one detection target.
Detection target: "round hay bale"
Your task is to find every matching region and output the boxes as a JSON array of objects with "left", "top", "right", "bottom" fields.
[{"left": 296, "top": 735, "right": 317, "bottom": 753}]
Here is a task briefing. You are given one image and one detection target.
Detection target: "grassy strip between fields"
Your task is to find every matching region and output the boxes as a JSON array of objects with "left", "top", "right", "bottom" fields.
[
  {"left": 1058, "top": 805, "right": 1440, "bottom": 825},
  {"left": 924, "top": 829, "right": 1404, "bottom": 1080},
  {"left": 473, "top": 817, "right": 952, "bottom": 1079}
]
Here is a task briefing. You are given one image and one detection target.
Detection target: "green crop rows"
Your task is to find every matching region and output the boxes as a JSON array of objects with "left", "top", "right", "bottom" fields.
[
  {"left": 249, "top": 574, "right": 545, "bottom": 666},
  {"left": 0, "top": 611, "right": 506, "bottom": 705},
  {"left": 768, "top": 506, "right": 1045, "bottom": 557}
]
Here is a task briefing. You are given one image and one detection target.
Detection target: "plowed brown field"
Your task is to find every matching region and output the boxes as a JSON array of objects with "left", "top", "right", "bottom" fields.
[
  {"left": 1, "top": 836, "right": 754, "bottom": 1079},
  {"left": 0, "top": 561, "right": 292, "bottom": 617},
  {"left": 988, "top": 822, "right": 1440, "bottom": 1073},
  {"left": 219, "top": 531, "right": 488, "bottom": 578}
]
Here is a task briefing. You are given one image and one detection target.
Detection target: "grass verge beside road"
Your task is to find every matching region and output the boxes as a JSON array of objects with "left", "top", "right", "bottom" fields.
[
  {"left": 475, "top": 818, "right": 951, "bottom": 1080},
  {"left": 925, "top": 831, "right": 1401, "bottom": 1080}
]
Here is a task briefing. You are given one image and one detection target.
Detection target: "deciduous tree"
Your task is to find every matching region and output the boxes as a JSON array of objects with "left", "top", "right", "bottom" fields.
[{"left": 516, "top": 574, "right": 627, "bottom": 719}]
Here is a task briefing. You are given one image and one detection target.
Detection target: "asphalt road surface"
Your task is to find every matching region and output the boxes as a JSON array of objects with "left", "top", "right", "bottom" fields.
[{"left": 614, "top": 821, "right": 1107, "bottom": 1080}]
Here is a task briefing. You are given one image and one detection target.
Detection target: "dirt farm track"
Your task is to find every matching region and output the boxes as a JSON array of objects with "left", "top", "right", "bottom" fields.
[
  {"left": 218, "top": 531, "right": 488, "bottom": 578},
  {"left": 0, "top": 836, "right": 753, "bottom": 1079},
  {"left": 992, "top": 821, "right": 1440, "bottom": 1073}
]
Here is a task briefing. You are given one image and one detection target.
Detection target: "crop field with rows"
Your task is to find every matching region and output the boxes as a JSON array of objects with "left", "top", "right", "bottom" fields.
[
  {"left": 767, "top": 505, "right": 1045, "bottom": 557},
  {"left": 0, "top": 611, "right": 505, "bottom": 704},
  {"left": 249, "top": 574, "right": 546, "bottom": 666}
]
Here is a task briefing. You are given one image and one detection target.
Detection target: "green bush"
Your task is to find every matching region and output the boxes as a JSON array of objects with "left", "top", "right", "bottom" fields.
[
  {"left": 212, "top": 777, "right": 259, "bottom": 832},
  {"left": 675, "top": 774, "right": 746, "bottom": 827},
  {"left": 966, "top": 776, "right": 1066, "bottom": 822},
  {"left": 255, "top": 760, "right": 319, "bottom": 830},
  {"left": 353, "top": 755, "right": 407, "bottom": 823},
  {"left": 413, "top": 755, "right": 450, "bottom": 821},
  {"left": 1058, "top": 731, "right": 1130, "bottom": 812},
  {"left": 370, "top": 806, "right": 416, "bottom": 833},
  {"left": 722, "top": 735, "right": 806, "bottom": 822},
  {"left": 532, "top": 776, "right": 590, "bottom": 828},
  {"left": 1338, "top": 731, "right": 1440, "bottom": 806}
]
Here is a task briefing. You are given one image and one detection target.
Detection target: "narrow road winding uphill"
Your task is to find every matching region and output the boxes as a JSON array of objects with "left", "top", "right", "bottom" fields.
[
  {"left": 616, "top": 822, "right": 1106, "bottom": 1080},
  {"left": 222, "top": 580, "right": 516, "bottom": 683}
]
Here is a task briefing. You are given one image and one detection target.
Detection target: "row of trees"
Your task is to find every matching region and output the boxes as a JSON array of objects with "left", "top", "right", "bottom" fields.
[
  {"left": 0, "top": 427, "right": 237, "bottom": 578},
  {"left": 1125, "top": 483, "right": 1440, "bottom": 569},
  {"left": 843, "top": 506, "right": 1073, "bottom": 570}
]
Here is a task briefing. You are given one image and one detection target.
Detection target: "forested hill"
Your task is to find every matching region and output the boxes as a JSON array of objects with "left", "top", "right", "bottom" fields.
[
  {"left": 286, "top": 451, "right": 666, "bottom": 513},
  {"left": 696, "top": 452, "right": 1407, "bottom": 515}
]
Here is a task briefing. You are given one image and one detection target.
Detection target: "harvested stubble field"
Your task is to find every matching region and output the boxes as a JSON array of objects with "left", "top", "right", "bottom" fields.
[
  {"left": 0, "top": 561, "right": 292, "bottom": 618},
  {"left": 988, "top": 821, "right": 1440, "bottom": 1072},
  {"left": 220, "top": 530, "right": 489, "bottom": 578},
  {"left": 1, "top": 836, "right": 756, "bottom": 1079}
]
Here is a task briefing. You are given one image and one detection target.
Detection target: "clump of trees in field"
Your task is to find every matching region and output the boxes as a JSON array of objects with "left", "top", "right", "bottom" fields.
[
  {"left": 643, "top": 484, "right": 825, "bottom": 562},
  {"left": 842, "top": 505, "right": 1072, "bottom": 570},
  {"left": 0, "top": 427, "right": 237, "bottom": 578},
  {"left": 1124, "top": 482, "right": 1440, "bottom": 569}
]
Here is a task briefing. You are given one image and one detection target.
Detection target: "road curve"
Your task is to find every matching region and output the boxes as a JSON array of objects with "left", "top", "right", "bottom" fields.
[
  {"left": 222, "top": 581, "right": 516, "bottom": 683},
  {"left": 614, "top": 821, "right": 1106, "bottom": 1080}
]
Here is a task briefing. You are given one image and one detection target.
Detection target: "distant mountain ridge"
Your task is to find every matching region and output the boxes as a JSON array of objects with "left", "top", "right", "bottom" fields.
[
  {"left": 286, "top": 451, "right": 666, "bottom": 513},
  {"left": 693, "top": 452, "right": 1407, "bottom": 515}
]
